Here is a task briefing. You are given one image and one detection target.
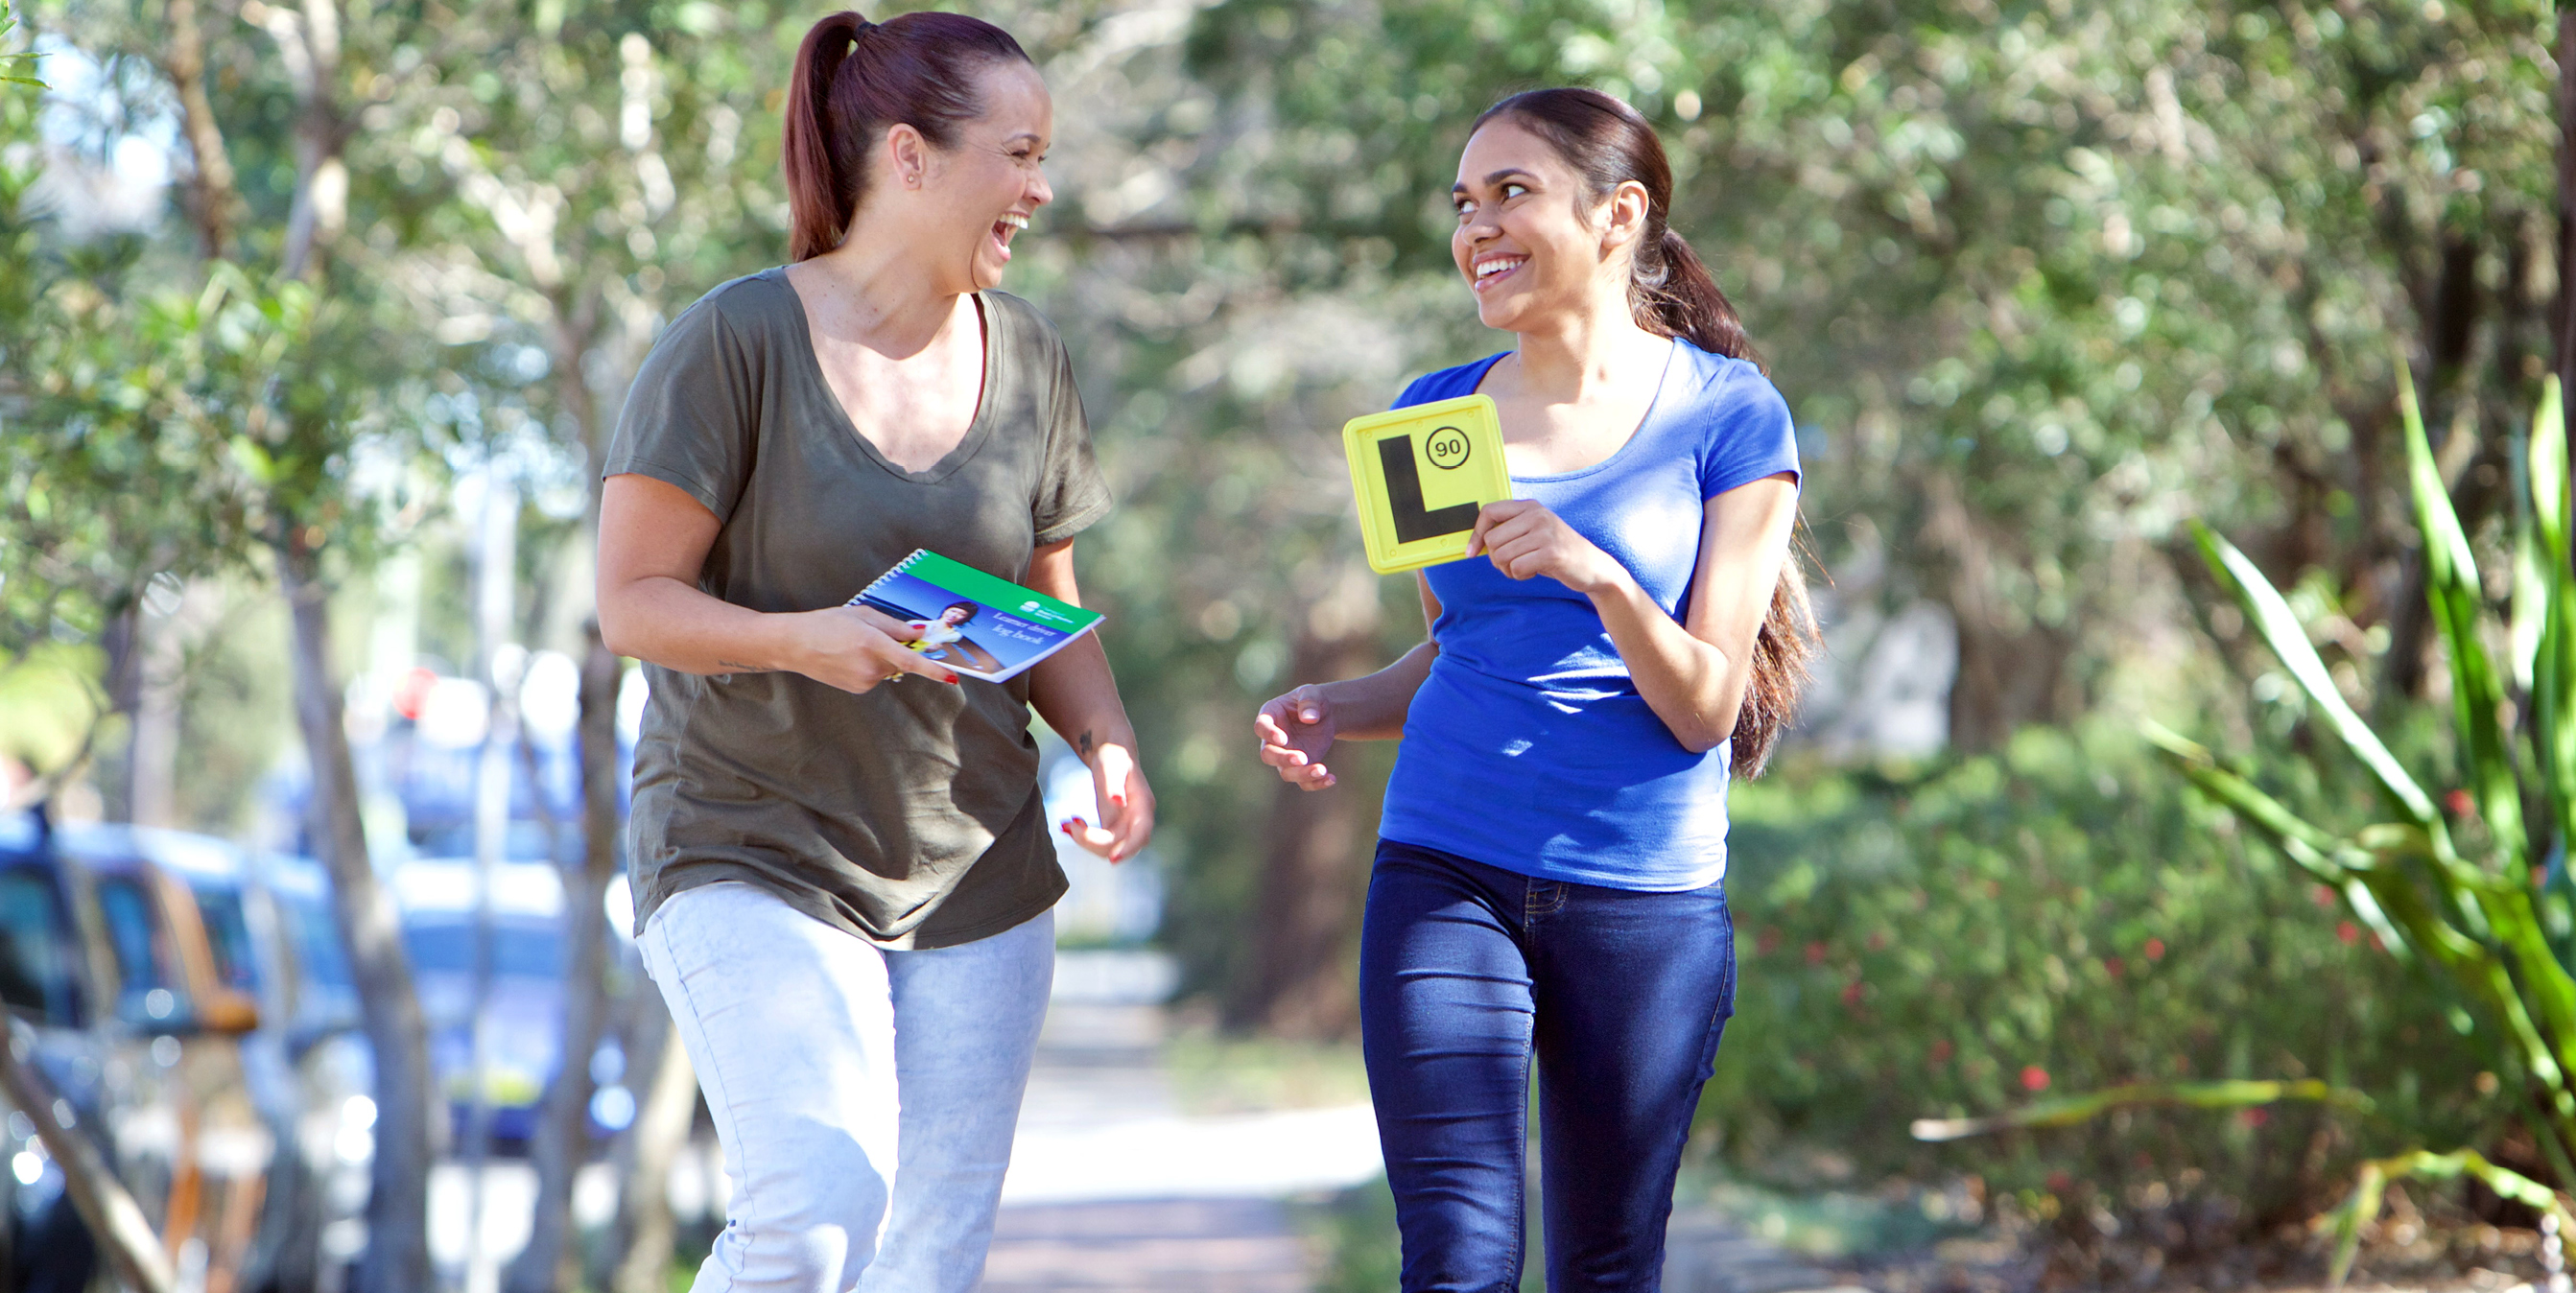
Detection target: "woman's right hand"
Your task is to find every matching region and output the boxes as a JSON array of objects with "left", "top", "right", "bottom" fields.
[
  {"left": 785, "top": 604, "right": 961, "bottom": 692},
  {"left": 1255, "top": 684, "right": 1340, "bottom": 790}
]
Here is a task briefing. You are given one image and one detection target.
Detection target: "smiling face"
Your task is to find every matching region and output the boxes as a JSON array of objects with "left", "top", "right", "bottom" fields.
[
  {"left": 1450, "top": 116, "right": 1642, "bottom": 334},
  {"left": 912, "top": 59, "right": 1053, "bottom": 292},
  {"left": 938, "top": 603, "right": 975, "bottom": 627}
]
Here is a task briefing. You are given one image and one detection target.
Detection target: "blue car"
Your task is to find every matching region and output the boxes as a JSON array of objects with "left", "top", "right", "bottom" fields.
[
  {"left": 0, "top": 811, "right": 371, "bottom": 1291},
  {"left": 390, "top": 858, "right": 635, "bottom": 1152}
]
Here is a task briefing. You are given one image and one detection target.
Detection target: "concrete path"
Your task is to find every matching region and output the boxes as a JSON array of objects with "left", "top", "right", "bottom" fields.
[
  {"left": 986, "top": 957, "right": 1375, "bottom": 1292},
  {"left": 987, "top": 956, "right": 1855, "bottom": 1293}
]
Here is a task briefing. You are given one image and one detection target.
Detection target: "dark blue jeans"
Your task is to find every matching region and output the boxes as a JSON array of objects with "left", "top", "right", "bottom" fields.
[{"left": 1359, "top": 839, "right": 1737, "bottom": 1293}]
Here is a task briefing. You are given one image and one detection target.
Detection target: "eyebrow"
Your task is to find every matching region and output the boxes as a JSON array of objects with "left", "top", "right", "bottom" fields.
[{"left": 1452, "top": 167, "right": 1538, "bottom": 195}]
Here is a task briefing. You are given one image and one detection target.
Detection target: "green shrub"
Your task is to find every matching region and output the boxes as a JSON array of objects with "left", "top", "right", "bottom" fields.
[{"left": 1706, "top": 724, "right": 2511, "bottom": 1236}]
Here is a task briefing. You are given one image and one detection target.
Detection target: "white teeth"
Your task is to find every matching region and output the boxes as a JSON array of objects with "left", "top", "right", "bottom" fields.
[
  {"left": 1476, "top": 257, "right": 1524, "bottom": 279},
  {"left": 999, "top": 213, "right": 1028, "bottom": 231}
]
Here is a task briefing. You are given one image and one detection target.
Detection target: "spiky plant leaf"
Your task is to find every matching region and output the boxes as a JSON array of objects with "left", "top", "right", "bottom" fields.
[{"left": 2190, "top": 521, "right": 2444, "bottom": 835}]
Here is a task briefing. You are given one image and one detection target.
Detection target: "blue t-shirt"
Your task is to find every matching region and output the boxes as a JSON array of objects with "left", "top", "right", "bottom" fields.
[{"left": 1377, "top": 339, "right": 1800, "bottom": 891}]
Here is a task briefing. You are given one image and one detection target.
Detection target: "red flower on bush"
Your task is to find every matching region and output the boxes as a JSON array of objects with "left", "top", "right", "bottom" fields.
[
  {"left": 2021, "top": 1065, "right": 2051, "bottom": 1093},
  {"left": 1806, "top": 941, "right": 1830, "bottom": 967},
  {"left": 2046, "top": 1171, "right": 2074, "bottom": 1193},
  {"left": 2103, "top": 955, "right": 2124, "bottom": 979},
  {"left": 1841, "top": 980, "right": 1865, "bottom": 1008},
  {"left": 1928, "top": 1039, "right": 1952, "bottom": 1065},
  {"left": 2311, "top": 884, "right": 2337, "bottom": 909},
  {"left": 2336, "top": 921, "right": 2359, "bottom": 945},
  {"left": 1867, "top": 929, "right": 1889, "bottom": 952},
  {"left": 2239, "top": 1107, "right": 2270, "bottom": 1128},
  {"left": 2143, "top": 936, "right": 2166, "bottom": 961},
  {"left": 2446, "top": 788, "right": 2475, "bottom": 818}
]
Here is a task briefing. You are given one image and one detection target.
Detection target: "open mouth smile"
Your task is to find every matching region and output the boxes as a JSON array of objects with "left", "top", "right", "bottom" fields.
[
  {"left": 1472, "top": 254, "right": 1526, "bottom": 293},
  {"left": 990, "top": 212, "right": 1028, "bottom": 259}
]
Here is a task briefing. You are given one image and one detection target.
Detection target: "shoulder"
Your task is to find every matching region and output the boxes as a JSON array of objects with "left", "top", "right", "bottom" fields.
[
  {"left": 1665, "top": 340, "right": 1798, "bottom": 491},
  {"left": 1666, "top": 340, "right": 1789, "bottom": 427},
  {"left": 979, "top": 290, "right": 1070, "bottom": 363},
  {"left": 651, "top": 269, "right": 794, "bottom": 358},
  {"left": 1394, "top": 352, "right": 1509, "bottom": 409}
]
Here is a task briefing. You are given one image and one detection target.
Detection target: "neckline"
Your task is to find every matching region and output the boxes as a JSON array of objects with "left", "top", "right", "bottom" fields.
[
  {"left": 1473, "top": 338, "right": 1683, "bottom": 483},
  {"left": 770, "top": 266, "right": 997, "bottom": 486}
]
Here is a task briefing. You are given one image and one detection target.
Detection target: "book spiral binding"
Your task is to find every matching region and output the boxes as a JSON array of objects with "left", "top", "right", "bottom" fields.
[{"left": 846, "top": 549, "right": 931, "bottom": 608}]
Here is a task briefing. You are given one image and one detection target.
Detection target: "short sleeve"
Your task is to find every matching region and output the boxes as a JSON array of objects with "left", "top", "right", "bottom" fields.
[
  {"left": 1031, "top": 338, "right": 1113, "bottom": 545},
  {"left": 1699, "top": 365, "right": 1801, "bottom": 500},
  {"left": 602, "top": 290, "right": 761, "bottom": 524}
]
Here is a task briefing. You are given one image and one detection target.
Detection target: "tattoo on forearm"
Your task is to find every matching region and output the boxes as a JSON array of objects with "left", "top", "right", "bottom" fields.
[{"left": 1078, "top": 730, "right": 1096, "bottom": 758}]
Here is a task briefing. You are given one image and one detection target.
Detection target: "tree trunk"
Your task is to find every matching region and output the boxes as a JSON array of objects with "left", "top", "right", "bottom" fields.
[
  {"left": 2, "top": 1018, "right": 177, "bottom": 1293},
  {"left": 606, "top": 1002, "right": 697, "bottom": 1293},
  {"left": 1223, "top": 628, "right": 1382, "bottom": 1039},
  {"left": 2558, "top": 14, "right": 2576, "bottom": 411},
  {"left": 1925, "top": 472, "right": 2073, "bottom": 753},
  {"left": 278, "top": 529, "right": 437, "bottom": 1293},
  {"left": 504, "top": 623, "right": 623, "bottom": 1293},
  {"left": 1946, "top": 618, "right": 2072, "bottom": 756}
]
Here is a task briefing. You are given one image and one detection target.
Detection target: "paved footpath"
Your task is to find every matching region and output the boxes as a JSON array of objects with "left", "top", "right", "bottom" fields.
[
  {"left": 981, "top": 958, "right": 1865, "bottom": 1293},
  {"left": 983, "top": 991, "right": 1355, "bottom": 1292}
]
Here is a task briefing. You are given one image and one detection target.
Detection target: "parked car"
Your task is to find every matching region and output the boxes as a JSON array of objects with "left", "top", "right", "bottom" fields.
[
  {"left": 0, "top": 810, "right": 370, "bottom": 1293},
  {"left": 391, "top": 858, "right": 633, "bottom": 1152}
]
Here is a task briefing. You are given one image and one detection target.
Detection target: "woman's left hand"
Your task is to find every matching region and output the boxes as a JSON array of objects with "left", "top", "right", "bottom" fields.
[
  {"left": 1469, "top": 500, "right": 1627, "bottom": 595},
  {"left": 1061, "top": 741, "right": 1157, "bottom": 863}
]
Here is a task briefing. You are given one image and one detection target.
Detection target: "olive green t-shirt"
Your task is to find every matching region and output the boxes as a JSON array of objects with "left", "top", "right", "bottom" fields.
[{"left": 603, "top": 269, "right": 1113, "bottom": 950}]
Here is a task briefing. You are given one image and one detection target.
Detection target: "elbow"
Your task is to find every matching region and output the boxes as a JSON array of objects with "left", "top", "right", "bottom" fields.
[
  {"left": 1675, "top": 701, "right": 1747, "bottom": 757},
  {"left": 595, "top": 591, "right": 641, "bottom": 661}
]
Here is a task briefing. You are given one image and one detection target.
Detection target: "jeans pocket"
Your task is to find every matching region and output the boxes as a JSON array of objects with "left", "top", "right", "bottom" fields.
[{"left": 646, "top": 881, "right": 752, "bottom": 987}]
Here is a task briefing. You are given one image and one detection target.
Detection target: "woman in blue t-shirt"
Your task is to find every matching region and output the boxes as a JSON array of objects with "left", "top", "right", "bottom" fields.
[{"left": 1254, "top": 87, "right": 1817, "bottom": 1289}]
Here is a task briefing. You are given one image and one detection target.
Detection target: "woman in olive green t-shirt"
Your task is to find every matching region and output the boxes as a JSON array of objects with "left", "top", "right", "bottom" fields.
[{"left": 594, "top": 12, "right": 1153, "bottom": 1291}]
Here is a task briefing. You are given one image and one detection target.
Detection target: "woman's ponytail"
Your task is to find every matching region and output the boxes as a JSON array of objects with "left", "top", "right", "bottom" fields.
[
  {"left": 779, "top": 10, "right": 1031, "bottom": 262},
  {"left": 784, "top": 12, "right": 871, "bottom": 262},
  {"left": 1645, "top": 225, "right": 1810, "bottom": 777},
  {"left": 1474, "top": 87, "right": 1817, "bottom": 775},
  {"left": 1643, "top": 228, "right": 1759, "bottom": 372}
]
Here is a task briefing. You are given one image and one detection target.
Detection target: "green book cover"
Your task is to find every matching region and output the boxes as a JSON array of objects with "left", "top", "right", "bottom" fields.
[{"left": 849, "top": 549, "right": 1104, "bottom": 682}]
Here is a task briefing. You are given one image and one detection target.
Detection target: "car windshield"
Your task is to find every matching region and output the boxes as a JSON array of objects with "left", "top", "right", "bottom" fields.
[
  {"left": 0, "top": 869, "right": 81, "bottom": 1024},
  {"left": 402, "top": 919, "right": 563, "bottom": 979},
  {"left": 191, "top": 886, "right": 260, "bottom": 992},
  {"left": 95, "top": 875, "right": 186, "bottom": 1023}
]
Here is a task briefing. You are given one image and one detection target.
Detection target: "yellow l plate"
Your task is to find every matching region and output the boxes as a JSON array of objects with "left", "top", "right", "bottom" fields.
[{"left": 1343, "top": 393, "right": 1512, "bottom": 575}]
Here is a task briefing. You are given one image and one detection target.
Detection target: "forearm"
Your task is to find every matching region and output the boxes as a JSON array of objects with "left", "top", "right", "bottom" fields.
[
  {"left": 1317, "top": 641, "right": 1439, "bottom": 741},
  {"left": 1029, "top": 634, "right": 1138, "bottom": 761},
  {"left": 599, "top": 576, "right": 815, "bottom": 676},
  {"left": 1591, "top": 577, "right": 1746, "bottom": 754}
]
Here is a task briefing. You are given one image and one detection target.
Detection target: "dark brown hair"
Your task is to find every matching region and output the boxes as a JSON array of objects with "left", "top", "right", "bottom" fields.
[
  {"left": 1474, "top": 87, "right": 1818, "bottom": 775},
  {"left": 783, "top": 11, "right": 1030, "bottom": 262}
]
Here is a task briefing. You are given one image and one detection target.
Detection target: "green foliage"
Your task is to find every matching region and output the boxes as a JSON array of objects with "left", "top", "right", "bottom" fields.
[
  {"left": 0, "top": 4, "right": 38, "bottom": 87},
  {"left": 1708, "top": 727, "right": 2502, "bottom": 1232},
  {"left": 2092, "top": 375, "right": 2576, "bottom": 1265},
  {"left": 2323, "top": 1148, "right": 2571, "bottom": 1284}
]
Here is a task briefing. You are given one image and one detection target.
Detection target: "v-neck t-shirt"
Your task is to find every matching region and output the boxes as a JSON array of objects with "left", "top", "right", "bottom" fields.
[
  {"left": 603, "top": 268, "right": 1113, "bottom": 949},
  {"left": 1377, "top": 340, "right": 1800, "bottom": 891}
]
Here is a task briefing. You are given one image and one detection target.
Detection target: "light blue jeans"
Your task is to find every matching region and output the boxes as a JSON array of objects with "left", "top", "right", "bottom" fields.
[{"left": 637, "top": 882, "right": 1053, "bottom": 1293}]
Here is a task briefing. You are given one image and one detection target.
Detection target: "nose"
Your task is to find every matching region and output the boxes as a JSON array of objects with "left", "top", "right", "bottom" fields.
[{"left": 1027, "top": 166, "right": 1052, "bottom": 209}]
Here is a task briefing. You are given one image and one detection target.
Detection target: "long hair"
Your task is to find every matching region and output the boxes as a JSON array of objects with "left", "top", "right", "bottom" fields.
[
  {"left": 782, "top": 11, "right": 1029, "bottom": 261},
  {"left": 1474, "top": 87, "right": 1819, "bottom": 775}
]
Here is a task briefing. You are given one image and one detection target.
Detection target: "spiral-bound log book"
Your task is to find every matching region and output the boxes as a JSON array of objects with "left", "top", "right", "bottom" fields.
[{"left": 848, "top": 549, "right": 1104, "bottom": 683}]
